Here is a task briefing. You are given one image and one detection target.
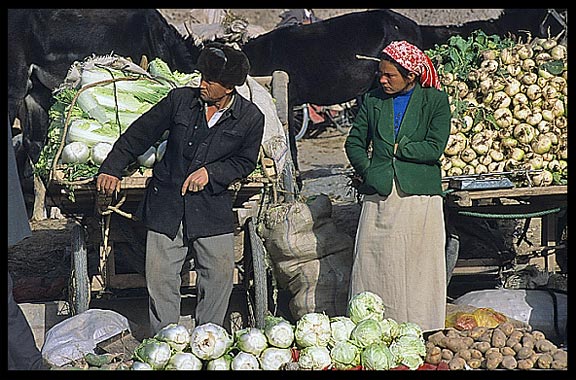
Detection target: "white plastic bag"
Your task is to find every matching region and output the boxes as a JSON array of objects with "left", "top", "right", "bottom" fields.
[{"left": 41, "top": 308, "right": 131, "bottom": 367}]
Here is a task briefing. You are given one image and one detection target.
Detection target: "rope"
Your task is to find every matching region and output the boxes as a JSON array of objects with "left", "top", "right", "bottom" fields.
[{"left": 457, "top": 207, "right": 563, "bottom": 219}]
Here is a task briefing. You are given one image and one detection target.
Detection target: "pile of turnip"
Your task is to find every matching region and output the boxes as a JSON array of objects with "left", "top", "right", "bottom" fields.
[{"left": 427, "top": 30, "right": 567, "bottom": 187}]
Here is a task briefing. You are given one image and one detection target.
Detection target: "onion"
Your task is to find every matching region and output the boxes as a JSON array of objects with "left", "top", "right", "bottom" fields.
[
  {"left": 531, "top": 170, "right": 553, "bottom": 186},
  {"left": 61, "top": 141, "right": 90, "bottom": 164},
  {"left": 504, "top": 78, "right": 521, "bottom": 96},
  {"left": 540, "top": 38, "right": 558, "bottom": 50},
  {"left": 516, "top": 44, "right": 534, "bottom": 59},
  {"left": 520, "top": 72, "right": 538, "bottom": 85},
  {"left": 446, "top": 167, "right": 463, "bottom": 177},
  {"left": 444, "top": 133, "right": 467, "bottom": 156},
  {"left": 460, "top": 147, "right": 477, "bottom": 163},
  {"left": 480, "top": 59, "right": 499, "bottom": 73},
  {"left": 550, "top": 44, "right": 567, "bottom": 60},
  {"left": 510, "top": 147, "right": 526, "bottom": 161},
  {"left": 490, "top": 91, "right": 511, "bottom": 109},
  {"left": 554, "top": 116, "right": 567, "bottom": 129},
  {"left": 450, "top": 156, "right": 466, "bottom": 169},
  {"left": 520, "top": 58, "right": 536, "bottom": 72},
  {"left": 91, "top": 142, "right": 113, "bottom": 165},
  {"left": 137, "top": 146, "right": 156, "bottom": 167},
  {"left": 524, "top": 84, "right": 542, "bottom": 101},
  {"left": 475, "top": 164, "right": 488, "bottom": 175},
  {"left": 513, "top": 123, "right": 536, "bottom": 145},
  {"left": 513, "top": 104, "right": 531, "bottom": 120},
  {"left": 489, "top": 149, "right": 505, "bottom": 162},
  {"left": 525, "top": 111, "right": 542, "bottom": 126}
]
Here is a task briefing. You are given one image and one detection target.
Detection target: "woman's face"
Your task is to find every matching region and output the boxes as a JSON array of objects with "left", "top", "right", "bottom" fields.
[{"left": 377, "top": 60, "right": 416, "bottom": 95}]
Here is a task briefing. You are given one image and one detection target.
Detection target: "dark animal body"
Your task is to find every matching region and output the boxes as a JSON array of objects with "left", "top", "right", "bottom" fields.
[
  {"left": 8, "top": 9, "right": 200, "bottom": 191},
  {"left": 420, "top": 9, "right": 567, "bottom": 50},
  {"left": 242, "top": 10, "right": 424, "bottom": 169},
  {"left": 243, "top": 9, "right": 424, "bottom": 107}
]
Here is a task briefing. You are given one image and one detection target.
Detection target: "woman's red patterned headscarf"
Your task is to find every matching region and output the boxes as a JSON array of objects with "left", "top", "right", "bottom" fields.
[{"left": 382, "top": 40, "right": 441, "bottom": 89}]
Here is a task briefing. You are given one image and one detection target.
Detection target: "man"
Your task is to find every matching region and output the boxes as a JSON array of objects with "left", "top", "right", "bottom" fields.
[
  {"left": 96, "top": 43, "right": 265, "bottom": 335},
  {"left": 8, "top": 120, "right": 49, "bottom": 370}
]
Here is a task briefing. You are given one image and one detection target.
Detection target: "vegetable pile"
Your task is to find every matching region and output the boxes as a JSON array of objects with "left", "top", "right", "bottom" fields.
[
  {"left": 427, "top": 30, "right": 567, "bottom": 187},
  {"left": 35, "top": 54, "right": 201, "bottom": 186},
  {"left": 66, "top": 290, "right": 566, "bottom": 370},
  {"left": 424, "top": 323, "right": 568, "bottom": 370},
  {"left": 126, "top": 291, "right": 432, "bottom": 370}
]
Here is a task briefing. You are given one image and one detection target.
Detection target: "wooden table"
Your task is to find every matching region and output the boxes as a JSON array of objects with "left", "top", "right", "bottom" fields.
[{"left": 444, "top": 185, "right": 567, "bottom": 273}]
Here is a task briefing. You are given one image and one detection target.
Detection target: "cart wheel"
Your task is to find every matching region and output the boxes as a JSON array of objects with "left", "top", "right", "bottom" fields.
[
  {"left": 69, "top": 224, "right": 91, "bottom": 315},
  {"left": 245, "top": 217, "right": 268, "bottom": 329}
]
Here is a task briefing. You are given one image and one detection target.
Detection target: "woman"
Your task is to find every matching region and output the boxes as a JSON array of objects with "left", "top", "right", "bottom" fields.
[{"left": 345, "top": 40, "right": 451, "bottom": 331}]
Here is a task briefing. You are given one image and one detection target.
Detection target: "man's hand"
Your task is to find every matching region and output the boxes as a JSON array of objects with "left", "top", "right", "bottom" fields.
[
  {"left": 182, "top": 167, "right": 209, "bottom": 196},
  {"left": 96, "top": 173, "right": 122, "bottom": 196}
]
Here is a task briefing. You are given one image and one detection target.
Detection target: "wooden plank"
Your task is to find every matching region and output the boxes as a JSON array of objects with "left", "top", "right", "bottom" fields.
[{"left": 446, "top": 185, "right": 567, "bottom": 208}]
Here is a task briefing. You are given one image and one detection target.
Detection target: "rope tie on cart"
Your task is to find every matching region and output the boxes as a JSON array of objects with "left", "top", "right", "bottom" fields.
[{"left": 456, "top": 207, "right": 563, "bottom": 219}]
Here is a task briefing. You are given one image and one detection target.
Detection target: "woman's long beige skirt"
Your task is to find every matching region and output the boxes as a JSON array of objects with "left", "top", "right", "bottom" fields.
[{"left": 348, "top": 180, "right": 446, "bottom": 331}]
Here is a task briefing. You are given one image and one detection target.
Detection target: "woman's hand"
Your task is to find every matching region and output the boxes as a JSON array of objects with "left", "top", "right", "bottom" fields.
[{"left": 182, "top": 167, "right": 209, "bottom": 195}]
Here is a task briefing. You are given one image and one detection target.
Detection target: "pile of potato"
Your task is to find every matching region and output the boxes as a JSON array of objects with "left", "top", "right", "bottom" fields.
[{"left": 424, "top": 322, "right": 567, "bottom": 370}]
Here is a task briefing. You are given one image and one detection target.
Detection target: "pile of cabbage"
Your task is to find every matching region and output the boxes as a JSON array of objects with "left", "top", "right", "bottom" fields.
[
  {"left": 35, "top": 54, "right": 200, "bottom": 184},
  {"left": 427, "top": 30, "right": 567, "bottom": 187},
  {"left": 129, "top": 291, "right": 427, "bottom": 370}
]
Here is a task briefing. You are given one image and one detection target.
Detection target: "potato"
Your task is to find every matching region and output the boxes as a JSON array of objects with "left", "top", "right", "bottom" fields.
[
  {"left": 536, "top": 353, "right": 554, "bottom": 369},
  {"left": 485, "top": 347, "right": 500, "bottom": 357},
  {"left": 448, "top": 356, "right": 466, "bottom": 370},
  {"left": 500, "top": 346, "right": 516, "bottom": 356},
  {"left": 467, "top": 358, "right": 482, "bottom": 369},
  {"left": 441, "top": 348, "right": 454, "bottom": 361},
  {"left": 484, "top": 351, "right": 503, "bottom": 370},
  {"left": 469, "top": 348, "right": 483, "bottom": 359},
  {"left": 496, "top": 322, "right": 515, "bottom": 336},
  {"left": 516, "top": 346, "right": 535, "bottom": 360},
  {"left": 505, "top": 336, "right": 520, "bottom": 348},
  {"left": 425, "top": 346, "right": 442, "bottom": 365},
  {"left": 508, "top": 329, "right": 524, "bottom": 342},
  {"left": 552, "top": 349, "right": 568, "bottom": 362},
  {"left": 445, "top": 337, "right": 468, "bottom": 353},
  {"left": 472, "top": 341, "right": 491, "bottom": 354},
  {"left": 511, "top": 342, "right": 523, "bottom": 353},
  {"left": 551, "top": 359, "right": 568, "bottom": 370},
  {"left": 446, "top": 328, "right": 461, "bottom": 338},
  {"left": 534, "top": 339, "right": 557, "bottom": 353},
  {"left": 427, "top": 331, "right": 446, "bottom": 346},
  {"left": 478, "top": 330, "right": 493, "bottom": 343},
  {"left": 455, "top": 349, "right": 472, "bottom": 362},
  {"left": 491, "top": 328, "right": 507, "bottom": 348},
  {"left": 517, "top": 358, "right": 535, "bottom": 370},
  {"left": 531, "top": 330, "right": 546, "bottom": 341},
  {"left": 500, "top": 355, "right": 518, "bottom": 370},
  {"left": 521, "top": 333, "right": 535, "bottom": 349},
  {"left": 468, "top": 326, "right": 488, "bottom": 340}
]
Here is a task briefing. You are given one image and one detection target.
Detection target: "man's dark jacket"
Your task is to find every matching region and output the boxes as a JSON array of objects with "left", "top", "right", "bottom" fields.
[{"left": 98, "top": 87, "right": 265, "bottom": 240}]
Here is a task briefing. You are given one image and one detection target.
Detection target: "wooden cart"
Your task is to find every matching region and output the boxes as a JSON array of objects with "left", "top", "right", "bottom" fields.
[
  {"left": 45, "top": 71, "right": 293, "bottom": 331},
  {"left": 444, "top": 184, "right": 567, "bottom": 275}
]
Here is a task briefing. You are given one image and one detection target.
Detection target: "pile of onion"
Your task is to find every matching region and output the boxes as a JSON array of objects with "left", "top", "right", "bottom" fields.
[{"left": 432, "top": 31, "right": 567, "bottom": 187}]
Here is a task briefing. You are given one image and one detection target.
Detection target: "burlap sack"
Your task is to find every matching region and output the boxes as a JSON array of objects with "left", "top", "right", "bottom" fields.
[
  {"left": 259, "top": 194, "right": 350, "bottom": 264},
  {"left": 259, "top": 194, "right": 354, "bottom": 319}
]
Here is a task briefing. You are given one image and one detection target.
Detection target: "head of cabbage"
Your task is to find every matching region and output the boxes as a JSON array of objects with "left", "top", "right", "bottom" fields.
[{"left": 347, "top": 291, "right": 385, "bottom": 323}]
